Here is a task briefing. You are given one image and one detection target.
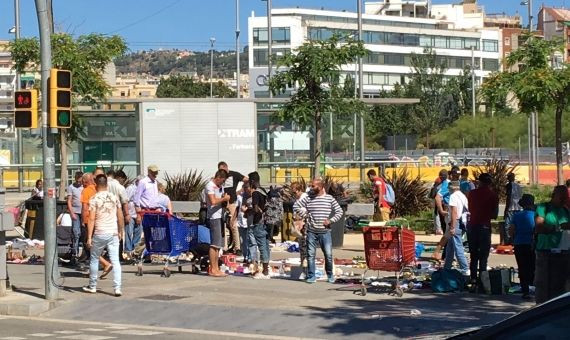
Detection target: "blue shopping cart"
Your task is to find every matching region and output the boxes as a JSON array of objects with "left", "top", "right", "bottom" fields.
[{"left": 136, "top": 212, "right": 199, "bottom": 277}]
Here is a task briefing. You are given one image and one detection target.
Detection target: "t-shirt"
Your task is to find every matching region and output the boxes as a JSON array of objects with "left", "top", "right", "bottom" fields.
[
  {"left": 58, "top": 213, "right": 72, "bottom": 227},
  {"left": 236, "top": 194, "right": 249, "bottom": 228},
  {"left": 535, "top": 203, "right": 570, "bottom": 250},
  {"left": 251, "top": 189, "right": 267, "bottom": 225},
  {"left": 89, "top": 191, "right": 121, "bottom": 236},
  {"left": 156, "top": 193, "right": 171, "bottom": 212},
  {"left": 437, "top": 180, "right": 451, "bottom": 206},
  {"left": 80, "top": 184, "right": 97, "bottom": 224},
  {"left": 468, "top": 186, "right": 499, "bottom": 226},
  {"left": 107, "top": 177, "right": 128, "bottom": 205},
  {"left": 372, "top": 176, "right": 389, "bottom": 208},
  {"left": 512, "top": 210, "right": 535, "bottom": 245},
  {"left": 448, "top": 190, "right": 469, "bottom": 227},
  {"left": 223, "top": 170, "right": 245, "bottom": 204},
  {"left": 206, "top": 180, "right": 224, "bottom": 220},
  {"left": 459, "top": 179, "right": 475, "bottom": 195},
  {"left": 67, "top": 183, "right": 83, "bottom": 214}
]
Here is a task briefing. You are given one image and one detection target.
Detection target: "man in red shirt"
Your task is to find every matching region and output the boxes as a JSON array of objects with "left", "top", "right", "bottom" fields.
[
  {"left": 367, "top": 169, "right": 390, "bottom": 221},
  {"left": 467, "top": 173, "right": 499, "bottom": 284}
]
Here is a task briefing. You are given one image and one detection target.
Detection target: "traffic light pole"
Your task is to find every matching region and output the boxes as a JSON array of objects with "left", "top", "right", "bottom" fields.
[
  {"left": 14, "top": 0, "right": 24, "bottom": 193},
  {"left": 35, "top": 0, "right": 59, "bottom": 301}
]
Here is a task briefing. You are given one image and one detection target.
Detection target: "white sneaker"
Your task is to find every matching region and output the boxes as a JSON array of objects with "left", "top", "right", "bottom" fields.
[
  {"left": 253, "top": 272, "right": 270, "bottom": 280},
  {"left": 114, "top": 289, "right": 122, "bottom": 297},
  {"left": 82, "top": 286, "right": 96, "bottom": 294},
  {"left": 299, "top": 272, "right": 306, "bottom": 281}
]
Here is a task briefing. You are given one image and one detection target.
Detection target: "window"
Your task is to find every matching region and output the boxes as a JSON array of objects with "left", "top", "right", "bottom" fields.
[
  {"left": 387, "top": 74, "right": 400, "bottom": 85},
  {"left": 366, "top": 31, "right": 385, "bottom": 44},
  {"left": 464, "top": 38, "right": 479, "bottom": 50},
  {"left": 483, "top": 59, "right": 499, "bottom": 71},
  {"left": 253, "top": 27, "right": 290, "bottom": 45},
  {"left": 386, "top": 32, "right": 403, "bottom": 45},
  {"left": 366, "top": 52, "right": 382, "bottom": 64},
  {"left": 120, "top": 91, "right": 125, "bottom": 97},
  {"left": 505, "top": 37, "right": 511, "bottom": 46},
  {"left": 448, "top": 37, "right": 463, "bottom": 49},
  {"left": 419, "top": 35, "right": 433, "bottom": 47},
  {"left": 403, "top": 34, "right": 419, "bottom": 46},
  {"left": 385, "top": 53, "right": 404, "bottom": 65},
  {"left": 434, "top": 36, "right": 447, "bottom": 49},
  {"left": 483, "top": 39, "right": 498, "bottom": 52},
  {"left": 253, "top": 48, "right": 290, "bottom": 66}
]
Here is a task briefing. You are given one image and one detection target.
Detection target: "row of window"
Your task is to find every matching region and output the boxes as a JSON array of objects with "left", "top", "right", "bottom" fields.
[
  {"left": 253, "top": 28, "right": 291, "bottom": 46},
  {"left": 274, "top": 13, "right": 438, "bottom": 30},
  {"left": 308, "top": 27, "right": 499, "bottom": 52},
  {"left": 253, "top": 48, "right": 291, "bottom": 67},
  {"left": 364, "top": 52, "right": 499, "bottom": 71}
]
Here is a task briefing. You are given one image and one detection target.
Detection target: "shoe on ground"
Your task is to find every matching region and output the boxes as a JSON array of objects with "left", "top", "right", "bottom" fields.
[
  {"left": 235, "top": 249, "right": 243, "bottom": 256},
  {"left": 299, "top": 272, "right": 307, "bottom": 281},
  {"left": 82, "top": 286, "right": 96, "bottom": 294},
  {"left": 306, "top": 277, "right": 317, "bottom": 284},
  {"left": 253, "top": 272, "right": 270, "bottom": 280},
  {"left": 114, "top": 289, "right": 122, "bottom": 297},
  {"left": 327, "top": 276, "right": 336, "bottom": 284}
]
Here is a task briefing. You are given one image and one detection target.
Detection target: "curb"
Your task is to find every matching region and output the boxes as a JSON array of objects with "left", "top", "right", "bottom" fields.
[{"left": 0, "top": 291, "right": 60, "bottom": 317}]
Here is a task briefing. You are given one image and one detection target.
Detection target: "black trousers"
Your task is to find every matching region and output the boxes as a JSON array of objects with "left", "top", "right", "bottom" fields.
[
  {"left": 467, "top": 225, "right": 492, "bottom": 281},
  {"left": 514, "top": 244, "right": 535, "bottom": 295}
]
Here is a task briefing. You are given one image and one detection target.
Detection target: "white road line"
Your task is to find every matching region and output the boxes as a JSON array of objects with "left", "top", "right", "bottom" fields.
[
  {"left": 104, "top": 326, "right": 128, "bottom": 330},
  {"left": 0, "top": 337, "right": 28, "bottom": 340},
  {"left": 58, "top": 335, "right": 116, "bottom": 340},
  {"left": 110, "top": 330, "right": 163, "bottom": 336},
  {"left": 28, "top": 334, "right": 53, "bottom": 338},
  {"left": 2, "top": 315, "right": 323, "bottom": 340},
  {"left": 79, "top": 329, "right": 105, "bottom": 332},
  {"left": 54, "top": 331, "right": 81, "bottom": 334}
]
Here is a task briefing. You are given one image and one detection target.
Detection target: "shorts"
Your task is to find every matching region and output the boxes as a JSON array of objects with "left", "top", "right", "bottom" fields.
[{"left": 208, "top": 218, "right": 223, "bottom": 249}]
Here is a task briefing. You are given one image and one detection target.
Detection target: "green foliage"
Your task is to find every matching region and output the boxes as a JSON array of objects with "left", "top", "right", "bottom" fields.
[
  {"left": 323, "top": 176, "right": 348, "bottom": 201},
  {"left": 472, "top": 159, "right": 519, "bottom": 203},
  {"left": 164, "top": 170, "right": 208, "bottom": 201},
  {"left": 524, "top": 185, "right": 554, "bottom": 205},
  {"left": 383, "top": 168, "right": 431, "bottom": 218},
  {"left": 156, "top": 75, "right": 235, "bottom": 98}
]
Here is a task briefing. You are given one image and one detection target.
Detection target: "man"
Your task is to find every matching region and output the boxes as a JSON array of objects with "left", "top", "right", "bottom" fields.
[
  {"left": 205, "top": 169, "right": 230, "bottom": 277},
  {"left": 82, "top": 174, "right": 125, "bottom": 297},
  {"left": 124, "top": 175, "right": 143, "bottom": 257},
  {"left": 218, "top": 161, "right": 248, "bottom": 255},
  {"left": 294, "top": 178, "right": 343, "bottom": 284},
  {"left": 247, "top": 171, "right": 273, "bottom": 279},
  {"left": 459, "top": 168, "right": 475, "bottom": 196},
  {"left": 134, "top": 165, "right": 160, "bottom": 225},
  {"left": 503, "top": 172, "right": 523, "bottom": 245},
  {"left": 106, "top": 169, "right": 130, "bottom": 223},
  {"left": 444, "top": 181, "right": 469, "bottom": 274},
  {"left": 67, "top": 171, "right": 83, "bottom": 259},
  {"left": 367, "top": 169, "right": 390, "bottom": 222},
  {"left": 534, "top": 186, "right": 570, "bottom": 304},
  {"left": 435, "top": 169, "right": 451, "bottom": 236},
  {"left": 467, "top": 173, "right": 499, "bottom": 285}
]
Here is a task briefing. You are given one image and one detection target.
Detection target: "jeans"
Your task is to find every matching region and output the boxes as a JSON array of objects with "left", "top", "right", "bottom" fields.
[
  {"left": 514, "top": 244, "right": 535, "bottom": 295},
  {"left": 467, "top": 225, "right": 492, "bottom": 281},
  {"left": 306, "top": 230, "right": 333, "bottom": 280},
  {"left": 251, "top": 224, "right": 270, "bottom": 264},
  {"left": 444, "top": 226, "right": 468, "bottom": 274},
  {"left": 238, "top": 227, "right": 250, "bottom": 261},
  {"left": 247, "top": 227, "right": 258, "bottom": 262},
  {"left": 89, "top": 234, "right": 121, "bottom": 290},
  {"left": 71, "top": 213, "right": 81, "bottom": 256},
  {"left": 124, "top": 218, "right": 141, "bottom": 252},
  {"left": 535, "top": 251, "right": 570, "bottom": 304}
]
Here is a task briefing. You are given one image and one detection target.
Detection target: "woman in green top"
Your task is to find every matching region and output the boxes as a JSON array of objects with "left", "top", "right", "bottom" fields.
[{"left": 534, "top": 185, "right": 570, "bottom": 304}]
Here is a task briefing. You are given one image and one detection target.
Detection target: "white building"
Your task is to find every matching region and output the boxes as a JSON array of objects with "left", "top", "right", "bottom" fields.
[
  {"left": 0, "top": 41, "right": 16, "bottom": 134},
  {"left": 248, "top": 3, "right": 501, "bottom": 98}
]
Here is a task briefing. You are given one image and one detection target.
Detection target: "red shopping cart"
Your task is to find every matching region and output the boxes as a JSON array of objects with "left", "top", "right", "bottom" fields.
[{"left": 360, "top": 219, "right": 415, "bottom": 297}]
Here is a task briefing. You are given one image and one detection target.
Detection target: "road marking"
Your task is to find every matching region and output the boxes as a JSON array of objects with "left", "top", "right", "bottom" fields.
[
  {"left": 1, "top": 337, "right": 27, "bottom": 340},
  {"left": 110, "top": 330, "right": 163, "bottom": 336},
  {"left": 104, "top": 326, "right": 128, "bottom": 330},
  {"left": 28, "top": 334, "right": 53, "bottom": 338},
  {"left": 79, "top": 329, "right": 105, "bottom": 332},
  {"left": 2, "top": 315, "right": 323, "bottom": 340},
  {"left": 58, "top": 336, "right": 116, "bottom": 340},
  {"left": 54, "top": 331, "right": 81, "bottom": 334}
]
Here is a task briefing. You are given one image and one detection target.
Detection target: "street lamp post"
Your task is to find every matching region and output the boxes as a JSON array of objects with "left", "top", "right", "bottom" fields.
[
  {"left": 235, "top": 0, "right": 240, "bottom": 98},
  {"left": 210, "top": 37, "right": 215, "bottom": 98},
  {"left": 471, "top": 46, "right": 476, "bottom": 118},
  {"left": 266, "top": 0, "right": 273, "bottom": 98},
  {"left": 357, "top": 0, "right": 365, "bottom": 182},
  {"left": 13, "top": 0, "right": 24, "bottom": 192}
]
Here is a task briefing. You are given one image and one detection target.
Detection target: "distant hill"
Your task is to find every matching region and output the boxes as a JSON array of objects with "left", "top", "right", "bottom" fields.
[{"left": 114, "top": 48, "right": 249, "bottom": 78}]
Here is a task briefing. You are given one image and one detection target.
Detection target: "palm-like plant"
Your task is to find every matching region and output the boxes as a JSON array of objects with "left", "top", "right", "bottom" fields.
[
  {"left": 164, "top": 170, "right": 208, "bottom": 201},
  {"left": 473, "top": 159, "right": 519, "bottom": 202},
  {"left": 383, "top": 167, "right": 431, "bottom": 218}
]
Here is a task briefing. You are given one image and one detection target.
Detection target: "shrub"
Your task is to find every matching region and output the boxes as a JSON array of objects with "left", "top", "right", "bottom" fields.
[
  {"left": 524, "top": 185, "right": 554, "bottom": 204},
  {"left": 164, "top": 170, "right": 207, "bottom": 201},
  {"left": 383, "top": 167, "right": 431, "bottom": 218},
  {"left": 323, "top": 176, "right": 349, "bottom": 202}
]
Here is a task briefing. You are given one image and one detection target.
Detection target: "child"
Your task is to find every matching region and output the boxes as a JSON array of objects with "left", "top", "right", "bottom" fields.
[
  {"left": 236, "top": 183, "right": 252, "bottom": 263},
  {"left": 509, "top": 194, "right": 536, "bottom": 299}
]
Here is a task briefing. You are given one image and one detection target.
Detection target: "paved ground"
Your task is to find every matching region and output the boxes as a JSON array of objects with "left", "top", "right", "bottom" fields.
[{"left": 3, "top": 232, "right": 529, "bottom": 340}]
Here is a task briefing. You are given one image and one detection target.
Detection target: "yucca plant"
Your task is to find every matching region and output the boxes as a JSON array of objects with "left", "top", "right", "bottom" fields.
[
  {"left": 323, "top": 176, "right": 348, "bottom": 202},
  {"left": 164, "top": 170, "right": 208, "bottom": 201},
  {"left": 281, "top": 177, "right": 307, "bottom": 203},
  {"left": 473, "top": 159, "right": 519, "bottom": 202},
  {"left": 383, "top": 168, "right": 431, "bottom": 218}
]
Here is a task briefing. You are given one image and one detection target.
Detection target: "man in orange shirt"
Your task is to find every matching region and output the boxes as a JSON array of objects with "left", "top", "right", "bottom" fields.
[{"left": 367, "top": 169, "right": 390, "bottom": 221}]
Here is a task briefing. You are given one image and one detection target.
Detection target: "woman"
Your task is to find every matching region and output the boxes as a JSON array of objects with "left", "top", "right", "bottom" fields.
[
  {"left": 31, "top": 179, "right": 43, "bottom": 200},
  {"left": 156, "top": 182, "right": 173, "bottom": 213},
  {"left": 534, "top": 186, "right": 570, "bottom": 304}
]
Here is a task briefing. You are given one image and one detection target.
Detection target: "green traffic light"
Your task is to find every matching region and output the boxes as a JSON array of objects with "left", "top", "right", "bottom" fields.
[{"left": 57, "top": 110, "right": 71, "bottom": 127}]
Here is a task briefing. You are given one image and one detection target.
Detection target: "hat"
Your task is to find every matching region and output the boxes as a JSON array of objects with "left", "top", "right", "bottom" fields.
[
  {"left": 147, "top": 164, "right": 159, "bottom": 172},
  {"left": 519, "top": 194, "right": 535, "bottom": 208}
]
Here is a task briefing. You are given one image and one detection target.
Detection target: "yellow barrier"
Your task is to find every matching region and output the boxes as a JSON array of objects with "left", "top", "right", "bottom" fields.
[{"left": 2, "top": 170, "right": 43, "bottom": 189}]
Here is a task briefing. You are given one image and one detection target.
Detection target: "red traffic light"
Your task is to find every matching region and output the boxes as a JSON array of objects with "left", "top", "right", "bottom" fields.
[{"left": 15, "top": 91, "right": 33, "bottom": 109}]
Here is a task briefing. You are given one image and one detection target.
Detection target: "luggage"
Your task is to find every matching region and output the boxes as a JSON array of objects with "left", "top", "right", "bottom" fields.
[
  {"left": 480, "top": 269, "right": 512, "bottom": 294},
  {"left": 431, "top": 269, "right": 465, "bottom": 292}
]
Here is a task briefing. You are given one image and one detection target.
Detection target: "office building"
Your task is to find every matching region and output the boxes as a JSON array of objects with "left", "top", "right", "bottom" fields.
[{"left": 537, "top": 6, "right": 570, "bottom": 62}]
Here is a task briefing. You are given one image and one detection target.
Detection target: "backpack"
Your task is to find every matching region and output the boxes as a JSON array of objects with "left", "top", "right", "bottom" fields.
[
  {"left": 263, "top": 186, "right": 284, "bottom": 226},
  {"left": 431, "top": 269, "right": 465, "bottom": 293},
  {"left": 384, "top": 182, "right": 395, "bottom": 206}
]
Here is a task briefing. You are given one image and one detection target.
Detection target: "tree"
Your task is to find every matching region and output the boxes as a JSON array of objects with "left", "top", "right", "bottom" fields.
[
  {"left": 482, "top": 34, "right": 570, "bottom": 184},
  {"left": 10, "top": 33, "right": 127, "bottom": 198},
  {"left": 156, "top": 75, "right": 235, "bottom": 98}
]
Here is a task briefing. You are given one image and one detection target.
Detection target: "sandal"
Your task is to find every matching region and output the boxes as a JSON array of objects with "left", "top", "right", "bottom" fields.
[{"left": 100, "top": 265, "right": 113, "bottom": 279}]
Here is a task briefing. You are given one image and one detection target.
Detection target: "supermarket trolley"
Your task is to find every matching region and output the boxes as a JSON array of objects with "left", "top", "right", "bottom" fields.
[
  {"left": 136, "top": 212, "right": 198, "bottom": 278},
  {"left": 360, "top": 219, "right": 415, "bottom": 297}
]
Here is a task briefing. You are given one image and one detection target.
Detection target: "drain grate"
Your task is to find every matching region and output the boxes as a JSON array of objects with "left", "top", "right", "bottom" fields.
[{"left": 140, "top": 294, "right": 188, "bottom": 301}]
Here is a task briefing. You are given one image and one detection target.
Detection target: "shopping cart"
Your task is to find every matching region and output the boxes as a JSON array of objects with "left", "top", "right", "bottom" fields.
[
  {"left": 136, "top": 212, "right": 198, "bottom": 278},
  {"left": 360, "top": 219, "right": 416, "bottom": 297}
]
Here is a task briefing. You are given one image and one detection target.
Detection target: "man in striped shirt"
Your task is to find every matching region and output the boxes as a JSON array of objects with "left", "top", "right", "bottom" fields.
[{"left": 294, "top": 178, "right": 343, "bottom": 284}]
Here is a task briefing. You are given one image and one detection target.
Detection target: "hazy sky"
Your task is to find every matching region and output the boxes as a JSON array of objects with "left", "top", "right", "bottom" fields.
[{"left": 0, "top": 0, "right": 567, "bottom": 52}]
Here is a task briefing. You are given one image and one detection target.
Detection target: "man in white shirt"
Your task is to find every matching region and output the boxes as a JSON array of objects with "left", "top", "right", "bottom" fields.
[
  {"left": 205, "top": 170, "right": 230, "bottom": 277},
  {"left": 444, "top": 181, "right": 469, "bottom": 275},
  {"left": 67, "top": 171, "right": 84, "bottom": 258}
]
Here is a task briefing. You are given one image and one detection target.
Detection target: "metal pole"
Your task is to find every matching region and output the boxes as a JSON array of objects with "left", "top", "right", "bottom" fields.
[
  {"left": 471, "top": 46, "right": 476, "bottom": 118},
  {"left": 210, "top": 37, "right": 215, "bottom": 98},
  {"left": 329, "top": 112, "right": 333, "bottom": 155},
  {"left": 235, "top": 0, "right": 240, "bottom": 98},
  {"left": 528, "top": 0, "right": 539, "bottom": 184},
  {"left": 357, "top": 0, "right": 365, "bottom": 181},
  {"left": 528, "top": 116, "right": 532, "bottom": 184},
  {"left": 353, "top": 66, "right": 357, "bottom": 161},
  {"left": 15, "top": 0, "right": 24, "bottom": 192},
  {"left": 534, "top": 111, "right": 539, "bottom": 184},
  {"left": 267, "top": 0, "right": 273, "bottom": 98},
  {"left": 35, "top": 0, "right": 58, "bottom": 301}
]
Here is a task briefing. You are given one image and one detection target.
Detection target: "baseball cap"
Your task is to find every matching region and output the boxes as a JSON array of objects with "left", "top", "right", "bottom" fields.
[{"left": 147, "top": 164, "right": 159, "bottom": 172}]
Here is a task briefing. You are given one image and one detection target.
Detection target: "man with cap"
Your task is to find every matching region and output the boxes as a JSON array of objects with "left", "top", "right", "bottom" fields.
[
  {"left": 443, "top": 180, "right": 469, "bottom": 274},
  {"left": 134, "top": 165, "right": 160, "bottom": 226},
  {"left": 467, "top": 173, "right": 499, "bottom": 285},
  {"left": 124, "top": 175, "right": 144, "bottom": 258},
  {"left": 509, "top": 194, "right": 536, "bottom": 299}
]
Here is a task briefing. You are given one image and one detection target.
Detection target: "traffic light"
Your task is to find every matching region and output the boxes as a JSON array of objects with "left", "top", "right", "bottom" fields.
[
  {"left": 14, "top": 89, "right": 38, "bottom": 128},
  {"left": 49, "top": 69, "right": 72, "bottom": 128}
]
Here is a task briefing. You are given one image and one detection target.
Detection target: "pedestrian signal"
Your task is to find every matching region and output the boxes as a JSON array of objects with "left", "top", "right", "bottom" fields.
[{"left": 14, "top": 90, "right": 38, "bottom": 128}]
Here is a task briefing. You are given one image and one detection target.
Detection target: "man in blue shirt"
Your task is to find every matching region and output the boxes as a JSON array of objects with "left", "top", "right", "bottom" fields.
[{"left": 509, "top": 194, "right": 536, "bottom": 299}]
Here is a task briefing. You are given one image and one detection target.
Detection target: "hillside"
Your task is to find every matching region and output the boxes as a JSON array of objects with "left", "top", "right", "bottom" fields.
[{"left": 114, "top": 48, "right": 249, "bottom": 78}]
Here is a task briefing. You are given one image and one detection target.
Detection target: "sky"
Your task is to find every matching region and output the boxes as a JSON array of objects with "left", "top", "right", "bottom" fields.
[{"left": 0, "top": 0, "right": 567, "bottom": 52}]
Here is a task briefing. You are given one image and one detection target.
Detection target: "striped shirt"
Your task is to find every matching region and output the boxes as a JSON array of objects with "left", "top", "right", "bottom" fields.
[{"left": 293, "top": 193, "right": 343, "bottom": 234}]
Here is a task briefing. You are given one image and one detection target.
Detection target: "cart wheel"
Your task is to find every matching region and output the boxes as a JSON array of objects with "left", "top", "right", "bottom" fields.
[
  {"left": 408, "top": 282, "right": 415, "bottom": 291},
  {"left": 161, "top": 269, "right": 171, "bottom": 278},
  {"left": 135, "top": 267, "right": 143, "bottom": 277},
  {"left": 360, "top": 287, "right": 367, "bottom": 296},
  {"left": 395, "top": 287, "right": 404, "bottom": 297},
  {"left": 178, "top": 266, "right": 183, "bottom": 273}
]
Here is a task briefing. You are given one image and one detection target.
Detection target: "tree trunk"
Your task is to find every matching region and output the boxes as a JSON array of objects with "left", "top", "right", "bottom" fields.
[
  {"left": 426, "top": 132, "right": 430, "bottom": 149},
  {"left": 555, "top": 103, "right": 564, "bottom": 185},
  {"left": 59, "top": 131, "right": 68, "bottom": 201},
  {"left": 314, "top": 110, "right": 322, "bottom": 177}
]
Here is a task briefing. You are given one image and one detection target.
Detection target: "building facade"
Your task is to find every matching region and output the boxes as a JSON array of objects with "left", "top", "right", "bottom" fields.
[
  {"left": 537, "top": 6, "right": 570, "bottom": 62},
  {"left": 248, "top": 4, "right": 501, "bottom": 98}
]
